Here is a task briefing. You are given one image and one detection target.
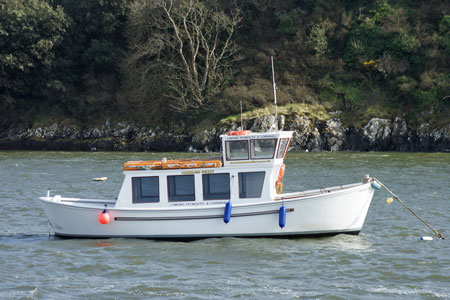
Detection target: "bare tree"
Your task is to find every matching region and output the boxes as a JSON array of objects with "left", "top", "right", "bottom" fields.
[{"left": 124, "top": 0, "right": 241, "bottom": 114}]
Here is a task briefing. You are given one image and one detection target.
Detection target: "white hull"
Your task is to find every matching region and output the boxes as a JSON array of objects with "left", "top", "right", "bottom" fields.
[{"left": 39, "top": 182, "right": 374, "bottom": 239}]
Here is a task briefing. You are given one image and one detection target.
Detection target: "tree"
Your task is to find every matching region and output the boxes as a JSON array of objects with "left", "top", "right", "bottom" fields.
[
  {"left": 309, "top": 23, "right": 328, "bottom": 56},
  {"left": 50, "top": 0, "right": 129, "bottom": 120},
  {"left": 123, "top": 0, "right": 241, "bottom": 115},
  {"left": 55, "top": 0, "right": 128, "bottom": 79},
  {"left": 0, "top": 0, "right": 67, "bottom": 119}
]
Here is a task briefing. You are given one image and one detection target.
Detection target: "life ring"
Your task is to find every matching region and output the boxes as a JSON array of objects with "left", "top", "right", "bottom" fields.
[
  {"left": 227, "top": 130, "right": 251, "bottom": 136},
  {"left": 275, "top": 164, "right": 285, "bottom": 194}
]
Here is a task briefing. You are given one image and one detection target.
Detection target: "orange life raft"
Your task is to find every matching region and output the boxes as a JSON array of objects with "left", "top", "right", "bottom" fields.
[{"left": 123, "top": 159, "right": 222, "bottom": 171}]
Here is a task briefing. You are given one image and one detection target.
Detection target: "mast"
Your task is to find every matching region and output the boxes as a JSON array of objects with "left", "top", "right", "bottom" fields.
[
  {"left": 240, "top": 100, "right": 243, "bottom": 130},
  {"left": 271, "top": 56, "right": 278, "bottom": 131}
]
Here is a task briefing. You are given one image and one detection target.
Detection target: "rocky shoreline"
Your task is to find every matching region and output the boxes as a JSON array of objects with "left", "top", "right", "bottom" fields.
[{"left": 0, "top": 115, "right": 449, "bottom": 152}]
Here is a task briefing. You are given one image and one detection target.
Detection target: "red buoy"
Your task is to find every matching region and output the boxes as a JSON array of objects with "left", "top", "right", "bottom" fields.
[{"left": 99, "top": 209, "right": 110, "bottom": 224}]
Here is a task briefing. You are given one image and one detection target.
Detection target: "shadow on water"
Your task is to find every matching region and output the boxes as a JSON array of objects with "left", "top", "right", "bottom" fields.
[
  {"left": 0, "top": 231, "right": 374, "bottom": 254},
  {"left": 33, "top": 232, "right": 375, "bottom": 254},
  {"left": 46, "top": 231, "right": 362, "bottom": 243}
]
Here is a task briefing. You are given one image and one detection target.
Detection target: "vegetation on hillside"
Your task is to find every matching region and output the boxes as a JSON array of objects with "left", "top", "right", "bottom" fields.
[{"left": 1, "top": 0, "right": 449, "bottom": 131}]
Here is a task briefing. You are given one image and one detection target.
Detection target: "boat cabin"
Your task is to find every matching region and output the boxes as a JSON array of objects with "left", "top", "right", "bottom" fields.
[{"left": 116, "top": 131, "right": 293, "bottom": 208}]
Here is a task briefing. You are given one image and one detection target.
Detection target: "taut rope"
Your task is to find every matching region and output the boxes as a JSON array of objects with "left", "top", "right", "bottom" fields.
[{"left": 374, "top": 178, "right": 444, "bottom": 239}]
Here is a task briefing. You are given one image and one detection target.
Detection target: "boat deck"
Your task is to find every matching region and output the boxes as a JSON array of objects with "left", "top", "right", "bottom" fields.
[{"left": 274, "top": 182, "right": 362, "bottom": 201}]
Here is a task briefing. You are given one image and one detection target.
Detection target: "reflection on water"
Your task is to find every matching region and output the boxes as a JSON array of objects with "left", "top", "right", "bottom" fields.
[
  {"left": 317, "top": 235, "right": 373, "bottom": 252},
  {"left": 0, "top": 151, "right": 449, "bottom": 299}
]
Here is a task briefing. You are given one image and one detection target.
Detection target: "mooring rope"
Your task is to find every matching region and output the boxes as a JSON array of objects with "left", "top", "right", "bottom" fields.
[{"left": 374, "top": 178, "right": 444, "bottom": 239}]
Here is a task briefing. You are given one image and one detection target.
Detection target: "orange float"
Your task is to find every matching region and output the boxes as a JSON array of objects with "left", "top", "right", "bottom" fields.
[{"left": 99, "top": 208, "right": 111, "bottom": 224}]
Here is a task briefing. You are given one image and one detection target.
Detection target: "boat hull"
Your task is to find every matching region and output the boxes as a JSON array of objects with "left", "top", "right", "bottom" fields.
[{"left": 39, "top": 183, "right": 374, "bottom": 239}]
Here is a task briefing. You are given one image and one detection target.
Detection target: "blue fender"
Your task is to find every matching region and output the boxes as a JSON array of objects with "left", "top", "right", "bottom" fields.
[
  {"left": 371, "top": 181, "right": 381, "bottom": 190},
  {"left": 224, "top": 201, "right": 232, "bottom": 224},
  {"left": 279, "top": 205, "right": 286, "bottom": 228}
]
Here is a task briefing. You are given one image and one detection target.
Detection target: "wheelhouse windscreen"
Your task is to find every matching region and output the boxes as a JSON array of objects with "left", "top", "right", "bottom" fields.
[
  {"left": 250, "top": 139, "right": 277, "bottom": 159},
  {"left": 226, "top": 140, "right": 249, "bottom": 160}
]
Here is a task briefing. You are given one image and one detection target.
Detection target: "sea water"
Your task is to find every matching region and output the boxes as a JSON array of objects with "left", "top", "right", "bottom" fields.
[{"left": 0, "top": 151, "right": 448, "bottom": 299}]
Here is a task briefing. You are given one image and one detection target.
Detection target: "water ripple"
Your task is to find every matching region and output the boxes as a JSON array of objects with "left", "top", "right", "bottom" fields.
[{"left": 0, "top": 151, "right": 449, "bottom": 299}]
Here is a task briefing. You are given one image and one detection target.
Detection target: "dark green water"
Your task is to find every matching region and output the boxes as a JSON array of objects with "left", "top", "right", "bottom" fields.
[{"left": 0, "top": 151, "right": 449, "bottom": 299}]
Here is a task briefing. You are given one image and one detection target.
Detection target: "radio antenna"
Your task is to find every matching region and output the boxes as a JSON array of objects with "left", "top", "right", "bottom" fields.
[
  {"left": 271, "top": 56, "right": 278, "bottom": 131},
  {"left": 240, "top": 100, "right": 243, "bottom": 130}
]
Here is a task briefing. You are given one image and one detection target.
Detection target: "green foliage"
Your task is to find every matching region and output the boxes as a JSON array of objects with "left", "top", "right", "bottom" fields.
[
  {"left": 317, "top": 75, "right": 365, "bottom": 111},
  {"left": 48, "top": 0, "right": 129, "bottom": 122},
  {"left": 0, "top": 0, "right": 68, "bottom": 120},
  {"left": 440, "top": 15, "right": 450, "bottom": 54},
  {"left": 344, "top": 19, "right": 383, "bottom": 64},
  {"left": 309, "top": 23, "right": 328, "bottom": 55},
  {"left": 395, "top": 75, "right": 417, "bottom": 94},
  {"left": 415, "top": 72, "right": 450, "bottom": 111},
  {"left": 392, "top": 29, "right": 420, "bottom": 54},
  {"left": 370, "top": 1, "right": 393, "bottom": 23},
  {"left": 439, "top": 15, "right": 450, "bottom": 32},
  {"left": 55, "top": 0, "right": 128, "bottom": 80},
  {"left": 344, "top": 2, "right": 421, "bottom": 66},
  {"left": 1, "top": 0, "right": 449, "bottom": 129},
  {"left": 276, "top": 8, "right": 304, "bottom": 36}
]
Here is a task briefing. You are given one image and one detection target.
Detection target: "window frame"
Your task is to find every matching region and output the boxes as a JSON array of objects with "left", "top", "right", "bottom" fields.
[
  {"left": 250, "top": 138, "right": 277, "bottom": 159},
  {"left": 202, "top": 173, "right": 230, "bottom": 201},
  {"left": 225, "top": 140, "right": 249, "bottom": 161},
  {"left": 132, "top": 176, "right": 160, "bottom": 204},
  {"left": 238, "top": 171, "right": 265, "bottom": 199},
  {"left": 276, "top": 138, "right": 291, "bottom": 159},
  {"left": 167, "top": 175, "right": 196, "bottom": 202}
]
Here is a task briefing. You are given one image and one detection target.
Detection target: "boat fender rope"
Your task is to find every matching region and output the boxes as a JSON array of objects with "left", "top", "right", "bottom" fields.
[{"left": 374, "top": 178, "right": 444, "bottom": 239}]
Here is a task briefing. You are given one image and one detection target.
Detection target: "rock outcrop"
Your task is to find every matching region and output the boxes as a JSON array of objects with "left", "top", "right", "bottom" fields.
[{"left": 0, "top": 115, "right": 449, "bottom": 152}]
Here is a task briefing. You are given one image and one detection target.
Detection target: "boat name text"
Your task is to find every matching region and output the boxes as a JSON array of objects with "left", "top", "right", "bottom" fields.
[
  {"left": 181, "top": 169, "right": 215, "bottom": 175},
  {"left": 170, "top": 201, "right": 228, "bottom": 207}
]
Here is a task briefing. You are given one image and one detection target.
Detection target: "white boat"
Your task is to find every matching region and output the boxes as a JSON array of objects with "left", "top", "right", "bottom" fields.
[{"left": 39, "top": 129, "right": 377, "bottom": 239}]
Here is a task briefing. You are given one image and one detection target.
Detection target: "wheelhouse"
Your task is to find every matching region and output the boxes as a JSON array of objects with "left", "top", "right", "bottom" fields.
[
  {"left": 221, "top": 131, "right": 292, "bottom": 166},
  {"left": 115, "top": 131, "right": 293, "bottom": 208}
]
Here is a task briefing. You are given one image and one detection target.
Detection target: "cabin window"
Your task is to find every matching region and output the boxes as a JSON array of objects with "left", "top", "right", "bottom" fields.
[
  {"left": 226, "top": 140, "right": 249, "bottom": 160},
  {"left": 132, "top": 177, "right": 160, "bottom": 203},
  {"left": 203, "top": 173, "right": 230, "bottom": 200},
  {"left": 238, "top": 171, "right": 265, "bottom": 198},
  {"left": 276, "top": 138, "right": 290, "bottom": 158},
  {"left": 167, "top": 175, "right": 195, "bottom": 202},
  {"left": 250, "top": 139, "right": 277, "bottom": 159}
]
